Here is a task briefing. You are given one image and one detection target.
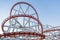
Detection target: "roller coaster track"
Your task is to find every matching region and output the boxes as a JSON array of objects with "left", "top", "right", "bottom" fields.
[{"left": 0, "top": 2, "right": 60, "bottom": 40}]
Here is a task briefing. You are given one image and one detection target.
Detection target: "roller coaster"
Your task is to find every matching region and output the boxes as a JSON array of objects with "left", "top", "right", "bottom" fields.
[{"left": 0, "top": 2, "right": 60, "bottom": 40}]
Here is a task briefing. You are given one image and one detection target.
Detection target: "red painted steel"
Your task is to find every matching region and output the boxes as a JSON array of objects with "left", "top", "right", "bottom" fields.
[
  {"left": 1, "top": 14, "right": 44, "bottom": 40},
  {"left": 10, "top": 2, "right": 39, "bottom": 19},
  {"left": 1, "top": 2, "right": 60, "bottom": 40},
  {"left": 2, "top": 14, "right": 43, "bottom": 34},
  {"left": 0, "top": 32, "right": 45, "bottom": 38}
]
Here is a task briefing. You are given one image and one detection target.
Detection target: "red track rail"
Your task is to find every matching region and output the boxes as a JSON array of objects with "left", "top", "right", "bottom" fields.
[
  {"left": 0, "top": 32, "right": 45, "bottom": 38},
  {"left": 2, "top": 14, "right": 43, "bottom": 34},
  {"left": 1, "top": 14, "right": 44, "bottom": 40},
  {"left": 10, "top": 2, "right": 39, "bottom": 19}
]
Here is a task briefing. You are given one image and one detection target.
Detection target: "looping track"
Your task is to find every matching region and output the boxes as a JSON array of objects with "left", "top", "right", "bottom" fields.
[
  {"left": 1, "top": 14, "right": 44, "bottom": 40},
  {"left": 0, "top": 2, "right": 60, "bottom": 40}
]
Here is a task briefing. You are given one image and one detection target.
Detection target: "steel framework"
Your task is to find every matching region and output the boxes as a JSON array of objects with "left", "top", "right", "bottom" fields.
[{"left": 0, "top": 2, "right": 60, "bottom": 40}]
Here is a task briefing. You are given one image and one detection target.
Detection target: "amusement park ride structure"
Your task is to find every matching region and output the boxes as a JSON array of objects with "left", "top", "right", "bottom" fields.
[{"left": 0, "top": 2, "right": 60, "bottom": 40}]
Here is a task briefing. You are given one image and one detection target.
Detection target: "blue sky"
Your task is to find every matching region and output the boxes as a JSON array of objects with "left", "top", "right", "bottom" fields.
[{"left": 0, "top": 0, "right": 60, "bottom": 33}]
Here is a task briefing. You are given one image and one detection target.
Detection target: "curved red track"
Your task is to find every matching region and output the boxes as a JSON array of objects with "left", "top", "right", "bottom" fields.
[
  {"left": 1, "top": 14, "right": 44, "bottom": 40},
  {"left": 1, "top": 2, "right": 60, "bottom": 40},
  {"left": 2, "top": 14, "right": 43, "bottom": 34},
  {"left": 10, "top": 2, "right": 39, "bottom": 19}
]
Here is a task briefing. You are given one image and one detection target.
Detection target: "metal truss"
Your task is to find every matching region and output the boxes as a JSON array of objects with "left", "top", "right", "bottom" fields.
[{"left": 0, "top": 2, "right": 60, "bottom": 40}]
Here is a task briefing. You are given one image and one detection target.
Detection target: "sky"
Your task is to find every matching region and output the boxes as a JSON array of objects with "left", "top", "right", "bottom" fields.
[{"left": 0, "top": 0, "right": 60, "bottom": 34}]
